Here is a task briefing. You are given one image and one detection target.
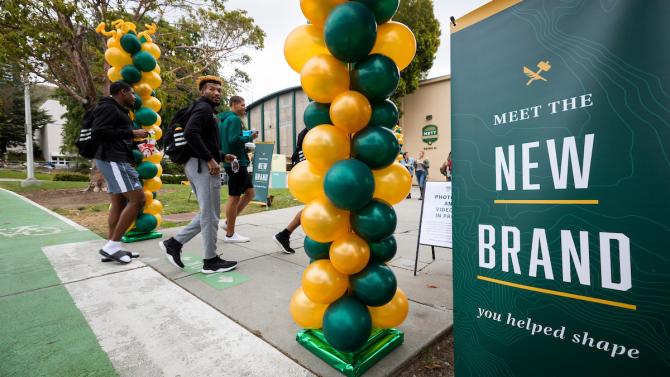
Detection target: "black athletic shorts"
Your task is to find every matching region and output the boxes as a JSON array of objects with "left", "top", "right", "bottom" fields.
[{"left": 225, "top": 165, "right": 254, "bottom": 196}]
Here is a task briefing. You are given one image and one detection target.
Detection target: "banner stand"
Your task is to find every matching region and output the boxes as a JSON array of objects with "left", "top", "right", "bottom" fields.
[{"left": 413, "top": 181, "right": 452, "bottom": 276}]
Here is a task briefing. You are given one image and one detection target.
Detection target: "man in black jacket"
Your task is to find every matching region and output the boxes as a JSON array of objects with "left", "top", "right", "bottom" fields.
[
  {"left": 92, "top": 81, "right": 149, "bottom": 264},
  {"left": 160, "top": 76, "right": 238, "bottom": 274}
]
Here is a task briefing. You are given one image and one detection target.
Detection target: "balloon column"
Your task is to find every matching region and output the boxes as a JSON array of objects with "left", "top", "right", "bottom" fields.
[
  {"left": 97, "top": 20, "right": 164, "bottom": 242},
  {"left": 285, "top": 1, "right": 415, "bottom": 375}
]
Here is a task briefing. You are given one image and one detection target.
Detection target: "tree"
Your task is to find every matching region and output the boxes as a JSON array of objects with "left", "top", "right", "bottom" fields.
[
  {"left": 392, "top": 0, "right": 442, "bottom": 107},
  {"left": 0, "top": 0, "right": 265, "bottom": 152},
  {"left": 0, "top": 66, "right": 51, "bottom": 156}
]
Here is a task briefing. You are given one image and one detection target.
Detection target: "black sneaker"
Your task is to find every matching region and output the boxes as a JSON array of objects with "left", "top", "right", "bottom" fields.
[
  {"left": 159, "top": 238, "right": 184, "bottom": 268},
  {"left": 202, "top": 256, "right": 238, "bottom": 274},
  {"left": 273, "top": 232, "right": 295, "bottom": 254}
]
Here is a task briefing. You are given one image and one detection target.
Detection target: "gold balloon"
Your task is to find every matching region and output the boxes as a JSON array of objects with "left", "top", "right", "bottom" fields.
[
  {"left": 300, "top": 54, "right": 350, "bottom": 104},
  {"left": 142, "top": 96, "right": 161, "bottom": 113},
  {"left": 155, "top": 163, "right": 163, "bottom": 176},
  {"left": 372, "top": 162, "right": 412, "bottom": 205},
  {"left": 150, "top": 124, "right": 163, "bottom": 140},
  {"left": 301, "top": 196, "right": 349, "bottom": 243},
  {"left": 107, "top": 66, "right": 123, "bottom": 82},
  {"left": 154, "top": 213, "right": 162, "bottom": 228},
  {"left": 107, "top": 37, "right": 121, "bottom": 49},
  {"left": 329, "top": 233, "right": 370, "bottom": 275},
  {"left": 146, "top": 151, "right": 163, "bottom": 164},
  {"left": 104, "top": 47, "right": 132, "bottom": 67},
  {"left": 153, "top": 64, "right": 161, "bottom": 74},
  {"left": 369, "top": 288, "right": 409, "bottom": 328},
  {"left": 290, "top": 286, "right": 328, "bottom": 329},
  {"left": 143, "top": 176, "right": 162, "bottom": 192},
  {"left": 141, "top": 42, "right": 161, "bottom": 59},
  {"left": 288, "top": 160, "right": 324, "bottom": 203},
  {"left": 142, "top": 71, "right": 162, "bottom": 89},
  {"left": 301, "top": 259, "right": 348, "bottom": 304},
  {"left": 143, "top": 190, "right": 153, "bottom": 205},
  {"left": 144, "top": 199, "right": 163, "bottom": 215},
  {"left": 330, "top": 91, "right": 372, "bottom": 134},
  {"left": 300, "top": 0, "right": 348, "bottom": 28},
  {"left": 302, "top": 125, "right": 350, "bottom": 172},
  {"left": 154, "top": 113, "right": 162, "bottom": 127},
  {"left": 284, "top": 25, "right": 330, "bottom": 73},
  {"left": 371, "top": 21, "right": 417, "bottom": 71},
  {"left": 133, "top": 82, "right": 153, "bottom": 97}
]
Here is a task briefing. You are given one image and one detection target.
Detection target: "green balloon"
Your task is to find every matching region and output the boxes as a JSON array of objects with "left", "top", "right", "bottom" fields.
[
  {"left": 351, "top": 199, "right": 397, "bottom": 242},
  {"left": 369, "top": 100, "right": 399, "bottom": 128},
  {"left": 133, "top": 94, "right": 143, "bottom": 111},
  {"left": 139, "top": 35, "right": 147, "bottom": 43},
  {"left": 120, "top": 65, "right": 141, "bottom": 84},
  {"left": 324, "top": 159, "right": 374, "bottom": 211},
  {"left": 323, "top": 296, "right": 372, "bottom": 353},
  {"left": 303, "top": 102, "right": 331, "bottom": 129},
  {"left": 135, "top": 108, "right": 158, "bottom": 126},
  {"left": 354, "top": 0, "right": 399, "bottom": 24},
  {"left": 351, "top": 262, "right": 397, "bottom": 306},
  {"left": 370, "top": 236, "right": 397, "bottom": 262},
  {"left": 132, "top": 51, "right": 157, "bottom": 72},
  {"left": 134, "top": 213, "right": 157, "bottom": 233},
  {"left": 351, "top": 54, "right": 400, "bottom": 103},
  {"left": 120, "top": 33, "right": 142, "bottom": 54},
  {"left": 132, "top": 121, "right": 141, "bottom": 130},
  {"left": 352, "top": 126, "right": 399, "bottom": 169},
  {"left": 152, "top": 192, "right": 157, "bottom": 199},
  {"left": 136, "top": 161, "right": 158, "bottom": 179},
  {"left": 324, "top": 2, "right": 378, "bottom": 63},
  {"left": 132, "top": 149, "right": 144, "bottom": 165},
  {"left": 304, "top": 236, "right": 331, "bottom": 260}
]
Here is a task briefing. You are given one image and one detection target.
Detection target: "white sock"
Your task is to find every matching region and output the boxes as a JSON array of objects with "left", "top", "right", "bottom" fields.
[{"left": 102, "top": 241, "right": 130, "bottom": 262}]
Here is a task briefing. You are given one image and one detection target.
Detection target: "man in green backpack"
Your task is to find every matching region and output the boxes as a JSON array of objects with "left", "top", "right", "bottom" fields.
[{"left": 219, "top": 96, "right": 258, "bottom": 243}]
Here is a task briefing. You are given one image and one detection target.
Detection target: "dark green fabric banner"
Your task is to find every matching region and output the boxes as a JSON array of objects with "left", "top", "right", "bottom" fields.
[
  {"left": 251, "top": 142, "right": 274, "bottom": 203},
  {"left": 451, "top": 1, "right": 670, "bottom": 375}
]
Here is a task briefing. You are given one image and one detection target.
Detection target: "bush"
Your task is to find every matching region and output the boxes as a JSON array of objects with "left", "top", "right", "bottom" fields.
[
  {"left": 160, "top": 174, "right": 187, "bottom": 184},
  {"left": 161, "top": 160, "right": 184, "bottom": 175},
  {"left": 53, "top": 173, "right": 89, "bottom": 182}
]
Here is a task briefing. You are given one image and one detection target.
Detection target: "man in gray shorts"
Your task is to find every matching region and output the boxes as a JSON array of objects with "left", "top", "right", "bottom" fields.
[{"left": 92, "top": 81, "right": 149, "bottom": 264}]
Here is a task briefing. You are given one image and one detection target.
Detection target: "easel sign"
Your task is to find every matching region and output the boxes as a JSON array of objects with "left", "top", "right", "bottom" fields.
[
  {"left": 251, "top": 141, "right": 275, "bottom": 207},
  {"left": 413, "top": 181, "right": 452, "bottom": 275}
]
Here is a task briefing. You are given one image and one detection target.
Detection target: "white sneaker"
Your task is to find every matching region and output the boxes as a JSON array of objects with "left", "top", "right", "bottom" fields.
[
  {"left": 221, "top": 220, "right": 228, "bottom": 231},
  {"left": 223, "top": 232, "right": 250, "bottom": 243}
]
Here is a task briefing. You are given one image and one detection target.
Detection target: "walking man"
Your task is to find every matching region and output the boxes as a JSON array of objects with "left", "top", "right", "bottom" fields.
[
  {"left": 160, "top": 76, "right": 238, "bottom": 274},
  {"left": 415, "top": 151, "right": 430, "bottom": 200},
  {"left": 219, "top": 95, "right": 258, "bottom": 243},
  {"left": 93, "top": 81, "right": 148, "bottom": 263}
]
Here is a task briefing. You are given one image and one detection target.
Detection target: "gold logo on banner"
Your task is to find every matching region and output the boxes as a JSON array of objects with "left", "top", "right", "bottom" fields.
[{"left": 523, "top": 60, "right": 551, "bottom": 86}]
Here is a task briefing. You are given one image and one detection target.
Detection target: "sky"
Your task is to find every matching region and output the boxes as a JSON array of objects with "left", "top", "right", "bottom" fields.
[{"left": 224, "top": 0, "right": 489, "bottom": 103}]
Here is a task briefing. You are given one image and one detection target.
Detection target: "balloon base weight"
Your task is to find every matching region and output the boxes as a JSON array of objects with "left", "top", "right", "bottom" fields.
[
  {"left": 296, "top": 328, "right": 404, "bottom": 377},
  {"left": 122, "top": 230, "right": 162, "bottom": 243}
]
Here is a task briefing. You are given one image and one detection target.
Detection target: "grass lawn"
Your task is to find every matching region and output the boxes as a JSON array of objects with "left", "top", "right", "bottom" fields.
[{"left": 0, "top": 169, "right": 55, "bottom": 181}]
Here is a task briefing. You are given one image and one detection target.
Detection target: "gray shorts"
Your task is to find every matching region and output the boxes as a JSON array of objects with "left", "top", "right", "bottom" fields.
[{"left": 95, "top": 159, "right": 142, "bottom": 194}]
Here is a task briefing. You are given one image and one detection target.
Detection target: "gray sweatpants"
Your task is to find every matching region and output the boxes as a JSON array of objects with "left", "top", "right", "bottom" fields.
[{"left": 174, "top": 158, "right": 220, "bottom": 260}]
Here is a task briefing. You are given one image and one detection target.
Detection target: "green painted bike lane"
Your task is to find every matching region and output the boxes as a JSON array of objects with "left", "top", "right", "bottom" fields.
[{"left": 0, "top": 189, "right": 117, "bottom": 376}]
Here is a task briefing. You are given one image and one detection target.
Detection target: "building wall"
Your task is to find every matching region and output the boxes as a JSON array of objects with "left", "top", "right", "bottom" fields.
[{"left": 38, "top": 99, "right": 67, "bottom": 161}]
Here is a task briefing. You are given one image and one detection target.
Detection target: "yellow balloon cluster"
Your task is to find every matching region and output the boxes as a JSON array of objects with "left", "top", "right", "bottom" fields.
[
  {"left": 286, "top": 0, "right": 414, "bottom": 342},
  {"left": 98, "top": 20, "right": 164, "bottom": 235}
]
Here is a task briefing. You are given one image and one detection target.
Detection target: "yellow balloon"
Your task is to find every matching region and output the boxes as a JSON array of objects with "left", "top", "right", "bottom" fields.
[
  {"left": 149, "top": 124, "right": 163, "bottom": 140},
  {"left": 142, "top": 96, "right": 161, "bottom": 113},
  {"left": 300, "top": 0, "right": 348, "bottom": 28},
  {"left": 107, "top": 66, "right": 123, "bottom": 82},
  {"left": 107, "top": 37, "right": 121, "bottom": 48},
  {"left": 284, "top": 25, "right": 330, "bottom": 73},
  {"left": 143, "top": 190, "right": 153, "bottom": 205},
  {"left": 153, "top": 64, "right": 161, "bottom": 74},
  {"left": 301, "top": 197, "right": 349, "bottom": 243},
  {"left": 143, "top": 176, "right": 162, "bottom": 192},
  {"left": 146, "top": 151, "right": 163, "bottom": 164},
  {"left": 301, "top": 54, "right": 350, "bottom": 103},
  {"left": 142, "top": 71, "right": 162, "bottom": 89},
  {"left": 141, "top": 42, "right": 161, "bottom": 59},
  {"left": 288, "top": 160, "right": 324, "bottom": 203},
  {"left": 330, "top": 91, "right": 372, "bottom": 134},
  {"left": 290, "top": 286, "right": 328, "bottom": 329},
  {"left": 104, "top": 47, "right": 132, "bottom": 67},
  {"left": 301, "top": 259, "right": 348, "bottom": 304},
  {"left": 129, "top": 112, "right": 135, "bottom": 121},
  {"left": 371, "top": 21, "right": 417, "bottom": 71},
  {"left": 369, "top": 288, "right": 409, "bottom": 328},
  {"left": 372, "top": 162, "right": 412, "bottom": 205},
  {"left": 154, "top": 213, "right": 162, "bottom": 228},
  {"left": 133, "top": 82, "right": 153, "bottom": 97},
  {"left": 302, "top": 125, "right": 350, "bottom": 172},
  {"left": 153, "top": 113, "right": 162, "bottom": 127},
  {"left": 144, "top": 199, "right": 163, "bottom": 215},
  {"left": 155, "top": 163, "right": 163, "bottom": 176},
  {"left": 329, "top": 233, "right": 370, "bottom": 275},
  {"left": 126, "top": 220, "right": 136, "bottom": 232}
]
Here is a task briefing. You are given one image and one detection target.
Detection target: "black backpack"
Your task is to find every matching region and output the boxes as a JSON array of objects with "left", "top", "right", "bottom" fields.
[
  {"left": 164, "top": 102, "right": 196, "bottom": 164},
  {"left": 75, "top": 108, "right": 99, "bottom": 159}
]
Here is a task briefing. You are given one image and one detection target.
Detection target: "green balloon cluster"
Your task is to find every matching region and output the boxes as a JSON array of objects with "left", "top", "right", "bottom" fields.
[
  {"left": 303, "top": 102, "right": 331, "bottom": 129},
  {"left": 351, "top": 199, "right": 397, "bottom": 242},
  {"left": 324, "top": 159, "right": 375, "bottom": 211},
  {"left": 120, "top": 33, "right": 142, "bottom": 54},
  {"left": 324, "top": 2, "right": 377, "bottom": 63},
  {"left": 369, "top": 100, "right": 399, "bottom": 129},
  {"left": 304, "top": 237, "right": 331, "bottom": 260},
  {"left": 132, "top": 51, "right": 157, "bottom": 72},
  {"left": 121, "top": 65, "right": 141, "bottom": 84},
  {"left": 134, "top": 213, "right": 157, "bottom": 233},
  {"left": 352, "top": 126, "right": 400, "bottom": 169},
  {"left": 323, "top": 296, "right": 372, "bottom": 353},
  {"left": 351, "top": 54, "right": 400, "bottom": 103},
  {"left": 351, "top": 262, "right": 397, "bottom": 306},
  {"left": 136, "top": 161, "right": 158, "bottom": 179},
  {"left": 370, "top": 236, "right": 397, "bottom": 262},
  {"left": 135, "top": 107, "right": 158, "bottom": 126}
]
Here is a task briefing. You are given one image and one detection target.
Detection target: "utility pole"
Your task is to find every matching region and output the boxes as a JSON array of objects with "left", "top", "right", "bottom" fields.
[{"left": 21, "top": 74, "right": 39, "bottom": 187}]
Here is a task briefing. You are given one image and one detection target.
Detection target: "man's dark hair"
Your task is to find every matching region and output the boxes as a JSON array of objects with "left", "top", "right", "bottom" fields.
[
  {"left": 110, "top": 81, "right": 132, "bottom": 96},
  {"left": 229, "top": 96, "right": 245, "bottom": 107}
]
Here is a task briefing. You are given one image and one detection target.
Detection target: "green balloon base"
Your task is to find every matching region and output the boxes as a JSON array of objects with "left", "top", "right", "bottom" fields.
[
  {"left": 296, "top": 328, "right": 404, "bottom": 377},
  {"left": 121, "top": 230, "right": 162, "bottom": 243}
]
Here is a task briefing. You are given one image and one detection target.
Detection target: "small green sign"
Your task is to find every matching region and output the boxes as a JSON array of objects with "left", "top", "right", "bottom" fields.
[
  {"left": 182, "top": 253, "right": 250, "bottom": 290},
  {"left": 422, "top": 125, "right": 438, "bottom": 145},
  {"left": 252, "top": 142, "right": 274, "bottom": 204}
]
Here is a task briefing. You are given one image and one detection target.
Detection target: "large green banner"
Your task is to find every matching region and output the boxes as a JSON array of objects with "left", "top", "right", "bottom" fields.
[{"left": 451, "top": 1, "right": 670, "bottom": 375}]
